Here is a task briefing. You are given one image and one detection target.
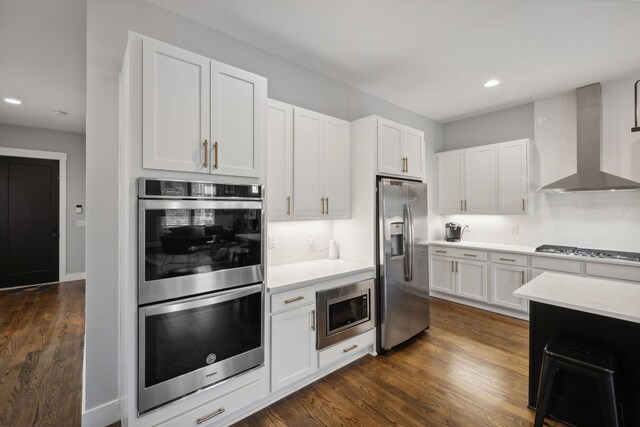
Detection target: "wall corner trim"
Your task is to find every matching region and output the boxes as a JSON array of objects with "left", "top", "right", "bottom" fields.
[{"left": 82, "top": 398, "right": 121, "bottom": 427}]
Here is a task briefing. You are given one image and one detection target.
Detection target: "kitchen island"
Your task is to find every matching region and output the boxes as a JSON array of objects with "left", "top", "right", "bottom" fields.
[{"left": 514, "top": 273, "right": 640, "bottom": 427}]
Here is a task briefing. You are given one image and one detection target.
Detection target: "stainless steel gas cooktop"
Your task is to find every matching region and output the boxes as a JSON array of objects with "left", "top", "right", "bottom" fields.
[{"left": 535, "top": 245, "right": 640, "bottom": 262}]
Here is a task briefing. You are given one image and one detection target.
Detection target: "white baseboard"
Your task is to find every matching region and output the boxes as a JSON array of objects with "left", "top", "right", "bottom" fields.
[
  {"left": 82, "top": 398, "right": 121, "bottom": 427},
  {"left": 63, "top": 272, "right": 86, "bottom": 282}
]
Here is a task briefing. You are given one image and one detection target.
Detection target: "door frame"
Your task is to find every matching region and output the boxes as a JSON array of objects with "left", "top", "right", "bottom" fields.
[{"left": 0, "top": 147, "right": 70, "bottom": 283}]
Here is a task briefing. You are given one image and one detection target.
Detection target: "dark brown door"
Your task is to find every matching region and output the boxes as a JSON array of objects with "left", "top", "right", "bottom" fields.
[{"left": 0, "top": 156, "right": 60, "bottom": 287}]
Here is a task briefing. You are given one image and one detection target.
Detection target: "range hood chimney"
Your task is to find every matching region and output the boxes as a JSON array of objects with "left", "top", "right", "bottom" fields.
[{"left": 539, "top": 83, "right": 640, "bottom": 193}]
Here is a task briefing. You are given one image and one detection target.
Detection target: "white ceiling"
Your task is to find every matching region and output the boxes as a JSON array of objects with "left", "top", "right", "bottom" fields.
[
  {"left": 148, "top": 0, "right": 640, "bottom": 123},
  {"left": 0, "top": 0, "right": 86, "bottom": 134}
]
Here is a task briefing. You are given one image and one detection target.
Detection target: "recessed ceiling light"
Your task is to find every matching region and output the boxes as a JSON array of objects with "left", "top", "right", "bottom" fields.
[
  {"left": 484, "top": 79, "right": 500, "bottom": 88},
  {"left": 4, "top": 97, "right": 22, "bottom": 105},
  {"left": 53, "top": 110, "right": 69, "bottom": 116}
]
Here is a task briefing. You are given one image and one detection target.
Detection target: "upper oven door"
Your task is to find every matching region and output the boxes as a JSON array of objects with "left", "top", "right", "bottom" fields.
[{"left": 139, "top": 199, "right": 264, "bottom": 304}]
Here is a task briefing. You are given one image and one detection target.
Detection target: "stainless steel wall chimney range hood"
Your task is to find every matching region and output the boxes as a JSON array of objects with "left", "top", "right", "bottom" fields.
[{"left": 539, "top": 83, "right": 640, "bottom": 193}]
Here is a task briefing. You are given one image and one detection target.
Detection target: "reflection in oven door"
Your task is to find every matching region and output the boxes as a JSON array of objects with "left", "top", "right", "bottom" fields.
[
  {"left": 138, "top": 284, "right": 264, "bottom": 414},
  {"left": 139, "top": 199, "right": 264, "bottom": 304}
]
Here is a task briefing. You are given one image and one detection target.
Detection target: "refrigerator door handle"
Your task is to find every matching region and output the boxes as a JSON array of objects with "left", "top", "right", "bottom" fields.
[{"left": 403, "top": 203, "right": 414, "bottom": 282}]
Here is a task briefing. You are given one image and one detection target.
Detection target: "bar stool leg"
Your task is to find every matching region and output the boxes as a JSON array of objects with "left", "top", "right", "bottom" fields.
[
  {"left": 598, "top": 374, "right": 621, "bottom": 427},
  {"left": 534, "top": 357, "right": 559, "bottom": 427}
]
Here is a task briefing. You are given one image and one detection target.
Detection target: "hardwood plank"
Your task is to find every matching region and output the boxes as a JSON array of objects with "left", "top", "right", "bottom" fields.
[
  {"left": 236, "top": 298, "right": 567, "bottom": 427},
  {"left": 0, "top": 281, "right": 84, "bottom": 427}
]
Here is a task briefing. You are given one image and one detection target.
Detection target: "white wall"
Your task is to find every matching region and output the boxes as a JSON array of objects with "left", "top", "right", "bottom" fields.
[
  {"left": 267, "top": 220, "right": 333, "bottom": 266},
  {"left": 438, "top": 76, "right": 640, "bottom": 252},
  {"left": 85, "top": 0, "right": 442, "bottom": 421},
  {"left": 443, "top": 103, "right": 534, "bottom": 150},
  {"left": 0, "top": 122, "right": 86, "bottom": 274}
]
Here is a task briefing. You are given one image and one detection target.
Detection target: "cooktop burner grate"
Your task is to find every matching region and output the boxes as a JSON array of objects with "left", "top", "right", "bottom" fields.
[{"left": 535, "top": 245, "right": 640, "bottom": 262}]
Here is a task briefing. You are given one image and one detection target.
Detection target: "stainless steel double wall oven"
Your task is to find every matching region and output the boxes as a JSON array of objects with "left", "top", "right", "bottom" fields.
[{"left": 137, "top": 178, "right": 265, "bottom": 414}]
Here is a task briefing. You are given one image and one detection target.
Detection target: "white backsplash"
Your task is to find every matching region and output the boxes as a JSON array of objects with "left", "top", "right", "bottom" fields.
[
  {"left": 440, "top": 77, "right": 640, "bottom": 252},
  {"left": 267, "top": 220, "right": 333, "bottom": 266}
]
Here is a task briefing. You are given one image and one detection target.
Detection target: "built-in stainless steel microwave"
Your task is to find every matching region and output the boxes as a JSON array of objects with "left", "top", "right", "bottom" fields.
[
  {"left": 138, "top": 179, "right": 264, "bottom": 304},
  {"left": 317, "top": 280, "right": 375, "bottom": 350}
]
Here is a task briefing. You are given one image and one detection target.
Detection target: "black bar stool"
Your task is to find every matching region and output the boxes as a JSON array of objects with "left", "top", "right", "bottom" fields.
[{"left": 534, "top": 338, "right": 621, "bottom": 427}]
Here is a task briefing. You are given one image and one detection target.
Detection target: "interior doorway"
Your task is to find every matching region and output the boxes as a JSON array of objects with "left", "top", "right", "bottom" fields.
[{"left": 0, "top": 149, "right": 68, "bottom": 288}]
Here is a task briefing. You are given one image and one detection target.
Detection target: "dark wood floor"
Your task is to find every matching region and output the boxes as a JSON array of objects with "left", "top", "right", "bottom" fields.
[
  {"left": 237, "top": 298, "right": 562, "bottom": 427},
  {"left": 0, "top": 281, "right": 84, "bottom": 427}
]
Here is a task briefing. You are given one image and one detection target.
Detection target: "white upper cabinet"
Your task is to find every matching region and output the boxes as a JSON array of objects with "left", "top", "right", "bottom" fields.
[
  {"left": 436, "top": 150, "right": 464, "bottom": 214},
  {"left": 141, "top": 37, "right": 266, "bottom": 178},
  {"left": 210, "top": 61, "right": 265, "bottom": 177},
  {"left": 377, "top": 118, "right": 424, "bottom": 180},
  {"left": 293, "top": 107, "right": 351, "bottom": 220},
  {"left": 323, "top": 116, "right": 351, "bottom": 218},
  {"left": 497, "top": 139, "right": 528, "bottom": 213},
  {"left": 436, "top": 139, "right": 529, "bottom": 214},
  {"left": 142, "top": 38, "right": 210, "bottom": 173},
  {"left": 377, "top": 118, "right": 403, "bottom": 176},
  {"left": 464, "top": 145, "right": 496, "bottom": 213},
  {"left": 293, "top": 108, "right": 325, "bottom": 219},
  {"left": 266, "top": 100, "right": 293, "bottom": 220}
]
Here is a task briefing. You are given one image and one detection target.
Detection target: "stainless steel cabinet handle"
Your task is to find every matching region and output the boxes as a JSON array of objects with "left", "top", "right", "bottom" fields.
[
  {"left": 405, "top": 157, "right": 409, "bottom": 172},
  {"left": 464, "top": 200, "right": 468, "bottom": 211},
  {"left": 326, "top": 197, "right": 329, "bottom": 215},
  {"left": 521, "top": 271, "right": 525, "bottom": 284},
  {"left": 196, "top": 408, "right": 225, "bottom": 424},
  {"left": 500, "top": 258, "right": 516, "bottom": 262},
  {"left": 460, "top": 200, "right": 463, "bottom": 211},
  {"left": 463, "top": 253, "right": 477, "bottom": 257},
  {"left": 451, "top": 260, "right": 454, "bottom": 272},
  {"left": 343, "top": 344, "right": 358, "bottom": 353},
  {"left": 522, "top": 198, "right": 525, "bottom": 211},
  {"left": 203, "top": 140, "right": 209, "bottom": 168},
  {"left": 435, "top": 250, "right": 447, "bottom": 254},
  {"left": 455, "top": 261, "right": 458, "bottom": 273},
  {"left": 213, "top": 141, "right": 219, "bottom": 169},
  {"left": 286, "top": 196, "right": 291, "bottom": 216},
  {"left": 321, "top": 197, "right": 325, "bottom": 214},
  {"left": 311, "top": 310, "right": 316, "bottom": 331},
  {"left": 284, "top": 296, "right": 304, "bottom": 304}
]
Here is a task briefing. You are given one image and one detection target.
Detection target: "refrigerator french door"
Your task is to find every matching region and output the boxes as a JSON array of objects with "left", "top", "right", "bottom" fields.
[{"left": 377, "top": 178, "right": 430, "bottom": 350}]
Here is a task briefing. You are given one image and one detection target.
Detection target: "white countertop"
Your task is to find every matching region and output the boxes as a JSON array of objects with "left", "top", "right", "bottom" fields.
[
  {"left": 267, "top": 258, "right": 375, "bottom": 292},
  {"left": 514, "top": 272, "right": 640, "bottom": 324},
  {"left": 429, "top": 240, "right": 640, "bottom": 267}
]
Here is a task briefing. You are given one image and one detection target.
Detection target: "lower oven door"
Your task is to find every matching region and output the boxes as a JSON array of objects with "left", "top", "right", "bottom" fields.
[{"left": 138, "top": 284, "right": 264, "bottom": 415}]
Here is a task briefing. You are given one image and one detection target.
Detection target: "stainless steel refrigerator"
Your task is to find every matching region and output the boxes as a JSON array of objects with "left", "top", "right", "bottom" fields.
[{"left": 377, "top": 177, "right": 430, "bottom": 350}]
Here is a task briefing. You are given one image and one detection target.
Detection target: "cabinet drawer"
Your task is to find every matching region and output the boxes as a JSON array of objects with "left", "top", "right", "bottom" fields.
[
  {"left": 586, "top": 263, "right": 640, "bottom": 283},
  {"left": 531, "top": 256, "right": 581, "bottom": 274},
  {"left": 271, "top": 287, "right": 316, "bottom": 313},
  {"left": 429, "top": 246, "right": 488, "bottom": 261},
  {"left": 490, "top": 252, "right": 528, "bottom": 267},
  {"left": 159, "top": 376, "right": 263, "bottom": 427},
  {"left": 318, "top": 329, "right": 374, "bottom": 369}
]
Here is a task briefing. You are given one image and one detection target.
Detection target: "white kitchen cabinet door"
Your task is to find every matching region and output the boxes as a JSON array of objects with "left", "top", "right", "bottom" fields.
[
  {"left": 377, "top": 118, "right": 403, "bottom": 176},
  {"left": 464, "top": 145, "right": 497, "bottom": 213},
  {"left": 430, "top": 256, "right": 456, "bottom": 294},
  {"left": 455, "top": 259, "right": 488, "bottom": 302},
  {"left": 498, "top": 139, "right": 528, "bottom": 214},
  {"left": 323, "top": 117, "right": 351, "bottom": 218},
  {"left": 267, "top": 100, "right": 293, "bottom": 220},
  {"left": 142, "top": 38, "right": 210, "bottom": 173},
  {"left": 436, "top": 150, "right": 464, "bottom": 214},
  {"left": 403, "top": 127, "right": 424, "bottom": 180},
  {"left": 271, "top": 304, "right": 317, "bottom": 391},
  {"left": 210, "top": 60, "right": 265, "bottom": 178},
  {"left": 293, "top": 108, "right": 325, "bottom": 219},
  {"left": 490, "top": 263, "right": 528, "bottom": 312}
]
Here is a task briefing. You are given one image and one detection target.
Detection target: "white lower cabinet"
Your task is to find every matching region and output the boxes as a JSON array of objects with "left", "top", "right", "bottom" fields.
[
  {"left": 271, "top": 303, "right": 317, "bottom": 391},
  {"left": 490, "top": 263, "right": 528, "bottom": 312},
  {"left": 456, "top": 259, "right": 488, "bottom": 302},
  {"left": 158, "top": 375, "right": 263, "bottom": 427},
  {"left": 430, "top": 256, "right": 456, "bottom": 294}
]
